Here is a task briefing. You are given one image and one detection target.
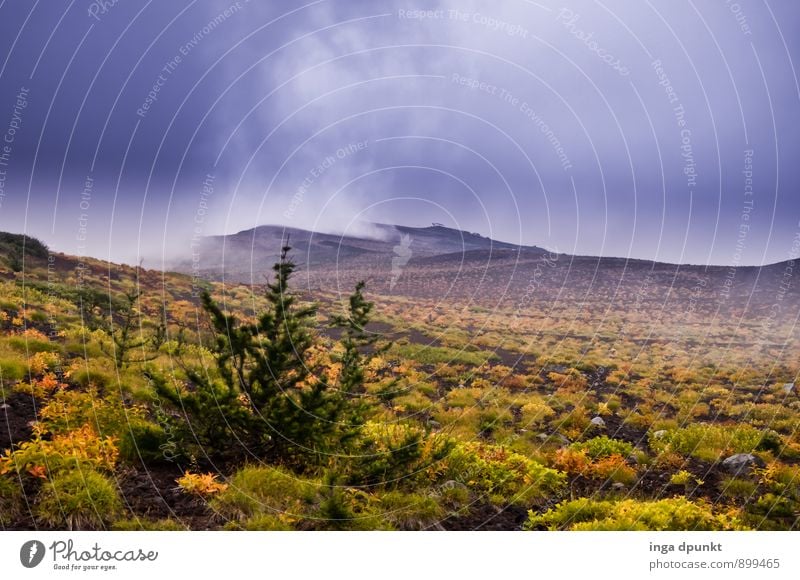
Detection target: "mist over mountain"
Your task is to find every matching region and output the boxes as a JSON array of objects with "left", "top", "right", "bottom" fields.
[{"left": 177, "top": 222, "right": 799, "bottom": 323}]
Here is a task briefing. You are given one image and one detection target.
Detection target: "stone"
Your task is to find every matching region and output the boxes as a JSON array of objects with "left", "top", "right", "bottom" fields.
[
  {"left": 721, "top": 453, "right": 765, "bottom": 475},
  {"left": 0, "top": 403, "right": 10, "bottom": 410},
  {"left": 536, "top": 433, "right": 571, "bottom": 446},
  {"left": 611, "top": 482, "right": 627, "bottom": 490},
  {"left": 782, "top": 383, "right": 795, "bottom": 394},
  {"left": 652, "top": 430, "right": 667, "bottom": 439},
  {"left": 441, "top": 480, "right": 468, "bottom": 492},
  {"left": 590, "top": 416, "right": 606, "bottom": 428}
]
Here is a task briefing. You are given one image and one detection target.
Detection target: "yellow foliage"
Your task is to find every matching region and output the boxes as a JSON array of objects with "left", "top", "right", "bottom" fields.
[
  {"left": 177, "top": 471, "right": 229, "bottom": 496},
  {"left": 0, "top": 424, "right": 119, "bottom": 477},
  {"left": 28, "top": 351, "right": 61, "bottom": 375}
]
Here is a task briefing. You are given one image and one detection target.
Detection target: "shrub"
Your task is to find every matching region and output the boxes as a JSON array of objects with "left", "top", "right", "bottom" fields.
[
  {"left": 520, "top": 398, "right": 555, "bottom": 427},
  {"left": 177, "top": 472, "right": 228, "bottom": 497},
  {"left": 350, "top": 421, "right": 452, "bottom": 489},
  {"left": 720, "top": 477, "right": 757, "bottom": 500},
  {"left": 390, "top": 343, "right": 497, "bottom": 367},
  {"left": 7, "top": 336, "right": 60, "bottom": 354},
  {"left": 39, "top": 389, "right": 142, "bottom": 437},
  {"left": 758, "top": 462, "right": 800, "bottom": 497},
  {"left": 526, "top": 497, "right": 745, "bottom": 531},
  {"left": 572, "top": 436, "right": 634, "bottom": 459},
  {"left": 0, "top": 357, "right": 27, "bottom": 382},
  {"left": 670, "top": 470, "right": 702, "bottom": 488},
  {"left": 315, "top": 483, "right": 383, "bottom": 531},
  {"left": 210, "top": 466, "right": 317, "bottom": 526},
  {"left": 378, "top": 491, "right": 444, "bottom": 530},
  {"left": 224, "top": 514, "right": 293, "bottom": 531},
  {"left": 747, "top": 493, "right": 797, "bottom": 526},
  {"left": 648, "top": 424, "right": 763, "bottom": 462},
  {"left": 69, "top": 368, "right": 111, "bottom": 390},
  {"left": 112, "top": 518, "right": 187, "bottom": 531},
  {"left": 36, "top": 469, "right": 122, "bottom": 530},
  {"left": 441, "top": 441, "right": 565, "bottom": 505},
  {"left": 590, "top": 454, "right": 637, "bottom": 485},
  {"left": 0, "top": 424, "right": 119, "bottom": 478},
  {"left": 0, "top": 476, "right": 22, "bottom": 526},
  {"left": 118, "top": 420, "right": 168, "bottom": 464}
]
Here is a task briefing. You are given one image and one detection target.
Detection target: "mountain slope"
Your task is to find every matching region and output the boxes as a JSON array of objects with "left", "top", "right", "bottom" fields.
[{"left": 176, "top": 223, "right": 799, "bottom": 323}]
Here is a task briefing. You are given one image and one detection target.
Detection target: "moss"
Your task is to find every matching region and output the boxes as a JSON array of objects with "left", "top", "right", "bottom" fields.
[
  {"left": 112, "top": 518, "right": 187, "bottom": 531},
  {"left": 7, "top": 337, "right": 60, "bottom": 354},
  {"left": 527, "top": 497, "right": 745, "bottom": 531},
  {"left": 36, "top": 469, "right": 122, "bottom": 530},
  {"left": 571, "top": 436, "right": 634, "bottom": 459},
  {"left": 0, "top": 357, "right": 27, "bottom": 382}
]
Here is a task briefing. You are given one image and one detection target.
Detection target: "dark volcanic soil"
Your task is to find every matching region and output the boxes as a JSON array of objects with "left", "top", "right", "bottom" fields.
[
  {"left": 116, "top": 463, "right": 218, "bottom": 529},
  {"left": 0, "top": 391, "right": 37, "bottom": 452}
]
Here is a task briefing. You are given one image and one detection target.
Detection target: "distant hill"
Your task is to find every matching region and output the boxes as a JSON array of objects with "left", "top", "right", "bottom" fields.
[{"left": 175, "top": 223, "right": 799, "bottom": 321}]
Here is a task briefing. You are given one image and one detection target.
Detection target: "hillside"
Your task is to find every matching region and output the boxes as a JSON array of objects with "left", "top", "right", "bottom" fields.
[
  {"left": 0, "top": 230, "right": 799, "bottom": 531},
  {"left": 180, "top": 223, "right": 800, "bottom": 335}
]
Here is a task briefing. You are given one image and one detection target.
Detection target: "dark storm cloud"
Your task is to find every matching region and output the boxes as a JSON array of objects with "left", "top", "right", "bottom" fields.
[{"left": 0, "top": 0, "right": 798, "bottom": 266}]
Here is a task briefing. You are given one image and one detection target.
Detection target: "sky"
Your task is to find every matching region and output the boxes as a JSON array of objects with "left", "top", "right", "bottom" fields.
[{"left": 0, "top": 0, "right": 798, "bottom": 267}]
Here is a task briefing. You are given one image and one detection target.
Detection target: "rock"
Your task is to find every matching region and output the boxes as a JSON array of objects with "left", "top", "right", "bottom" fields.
[
  {"left": 536, "top": 433, "right": 571, "bottom": 446},
  {"left": 427, "top": 420, "right": 442, "bottom": 430},
  {"left": 611, "top": 482, "right": 627, "bottom": 490},
  {"left": 442, "top": 480, "right": 468, "bottom": 491},
  {"left": 652, "top": 430, "right": 667, "bottom": 439},
  {"left": 782, "top": 383, "right": 795, "bottom": 394},
  {"left": 721, "top": 453, "right": 765, "bottom": 475},
  {"left": 590, "top": 416, "right": 606, "bottom": 428},
  {"left": 545, "top": 365, "right": 568, "bottom": 374},
  {"left": 0, "top": 403, "right": 10, "bottom": 410}
]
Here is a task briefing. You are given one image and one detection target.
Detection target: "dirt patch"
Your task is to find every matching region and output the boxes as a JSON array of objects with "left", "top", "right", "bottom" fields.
[
  {"left": 0, "top": 390, "right": 37, "bottom": 452},
  {"left": 440, "top": 503, "right": 528, "bottom": 530},
  {"left": 116, "top": 463, "right": 219, "bottom": 529}
]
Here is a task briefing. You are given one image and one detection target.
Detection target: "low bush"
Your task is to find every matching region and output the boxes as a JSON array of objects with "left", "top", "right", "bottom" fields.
[
  {"left": 112, "top": 518, "right": 187, "bottom": 531},
  {"left": 720, "top": 477, "right": 757, "bottom": 500},
  {"left": 118, "top": 420, "right": 168, "bottom": 464},
  {"left": 349, "top": 422, "right": 452, "bottom": 489},
  {"left": 572, "top": 436, "right": 634, "bottom": 459},
  {"left": 0, "top": 476, "right": 22, "bottom": 526},
  {"left": 7, "top": 336, "right": 60, "bottom": 354},
  {"left": 210, "top": 466, "right": 317, "bottom": 526},
  {"left": 390, "top": 343, "right": 497, "bottom": 367},
  {"left": 69, "top": 368, "right": 112, "bottom": 390},
  {"left": 378, "top": 491, "right": 444, "bottom": 530},
  {"left": 0, "top": 357, "right": 27, "bottom": 382},
  {"left": 224, "top": 514, "right": 293, "bottom": 531},
  {"left": 0, "top": 424, "right": 119, "bottom": 478},
  {"left": 36, "top": 469, "right": 122, "bottom": 530},
  {"left": 648, "top": 424, "right": 764, "bottom": 462},
  {"left": 441, "top": 441, "right": 565, "bottom": 505},
  {"left": 589, "top": 454, "right": 637, "bottom": 485},
  {"left": 526, "top": 497, "right": 745, "bottom": 531},
  {"left": 177, "top": 472, "right": 228, "bottom": 497}
]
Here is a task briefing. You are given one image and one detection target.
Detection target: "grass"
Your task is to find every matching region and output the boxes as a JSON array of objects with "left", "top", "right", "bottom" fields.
[
  {"left": 527, "top": 497, "right": 744, "bottom": 531},
  {"left": 390, "top": 343, "right": 498, "bottom": 366}
]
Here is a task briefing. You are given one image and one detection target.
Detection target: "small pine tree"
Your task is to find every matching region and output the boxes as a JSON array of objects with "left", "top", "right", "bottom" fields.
[
  {"left": 329, "top": 281, "right": 385, "bottom": 447},
  {"left": 100, "top": 287, "right": 159, "bottom": 370},
  {"left": 154, "top": 245, "right": 374, "bottom": 467}
]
